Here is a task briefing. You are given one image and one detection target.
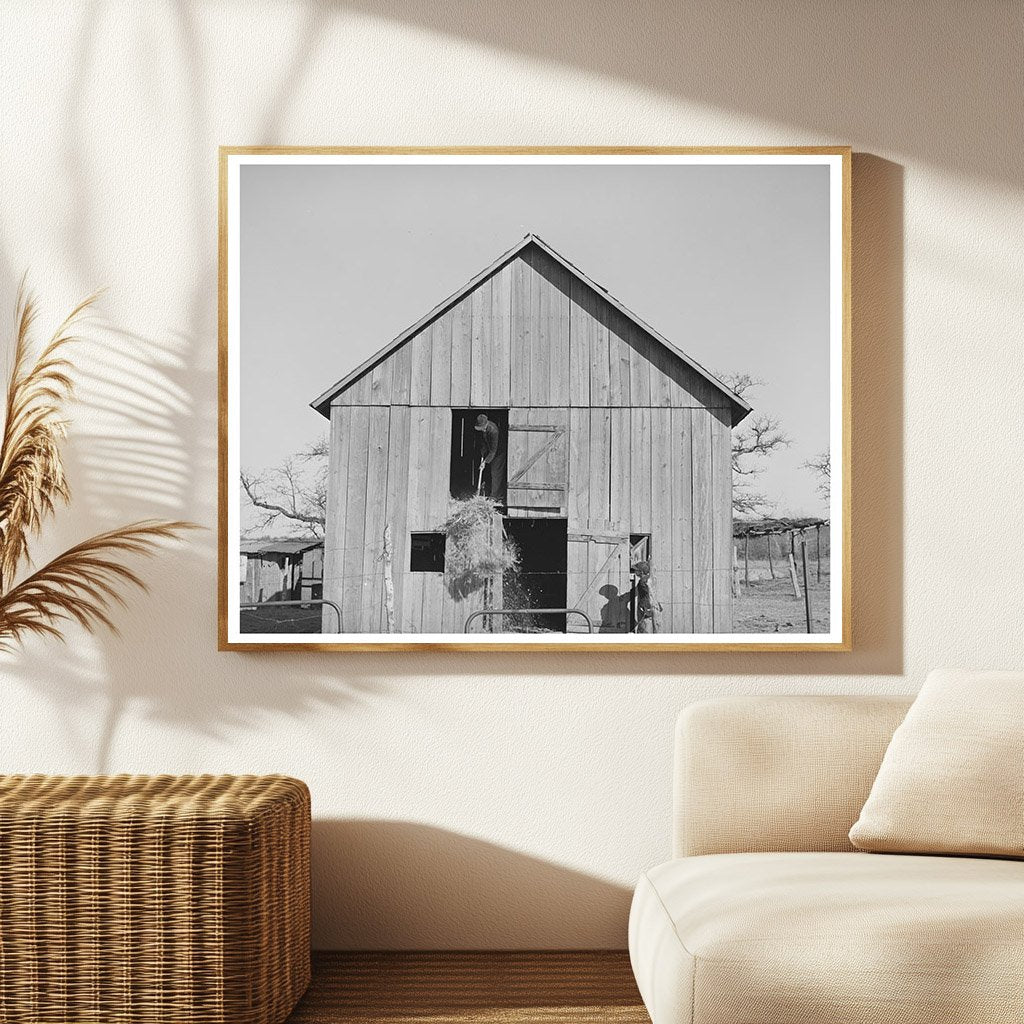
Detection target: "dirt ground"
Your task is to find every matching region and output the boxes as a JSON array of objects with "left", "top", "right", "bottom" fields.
[
  {"left": 733, "top": 557, "right": 831, "bottom": 634},
  {"left": 239, "top": 604, "right": 324, "bottom": 634}
]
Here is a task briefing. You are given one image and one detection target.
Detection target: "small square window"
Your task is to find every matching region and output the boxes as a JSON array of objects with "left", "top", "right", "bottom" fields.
[
  {"left": 410, "top": 532, "right": 446, "bottom": 572},
  {"left": 630, "top": 534, "right": 651, "bottom": 569}
]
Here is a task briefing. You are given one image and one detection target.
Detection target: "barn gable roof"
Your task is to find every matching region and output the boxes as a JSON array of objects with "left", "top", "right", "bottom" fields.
[{"left": 311, "top": 234, "right": 752, "bottom": 424}]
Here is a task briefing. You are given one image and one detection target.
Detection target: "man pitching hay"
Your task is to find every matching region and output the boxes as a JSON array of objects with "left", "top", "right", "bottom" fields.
[{"left": 473, "top": 414, "right": 506, "bottom": 505}]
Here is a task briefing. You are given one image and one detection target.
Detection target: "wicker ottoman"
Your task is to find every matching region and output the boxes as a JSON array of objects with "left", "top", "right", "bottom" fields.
[{"left": 0, "top": 774, "right": 310, "bottom": 1024}]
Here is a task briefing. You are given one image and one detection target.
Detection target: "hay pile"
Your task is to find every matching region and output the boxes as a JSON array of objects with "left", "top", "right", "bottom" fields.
[{"left": 440, "top": 495, "right": 518, "bottom": 598}]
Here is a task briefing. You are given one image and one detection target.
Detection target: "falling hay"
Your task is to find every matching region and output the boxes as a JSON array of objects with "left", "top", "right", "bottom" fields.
[{"left": 440, "top": 496, "right": 519, "bottom": 599}]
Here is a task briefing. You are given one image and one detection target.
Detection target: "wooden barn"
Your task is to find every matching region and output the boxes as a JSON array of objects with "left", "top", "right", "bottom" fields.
[{"left": 311, "top": 234, "right": 750, "bottom": 635}]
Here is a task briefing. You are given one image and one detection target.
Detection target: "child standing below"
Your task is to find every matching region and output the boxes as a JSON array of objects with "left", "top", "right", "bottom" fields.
[{"left": 631, "top": 560, "right": 662, "bottom": 633}]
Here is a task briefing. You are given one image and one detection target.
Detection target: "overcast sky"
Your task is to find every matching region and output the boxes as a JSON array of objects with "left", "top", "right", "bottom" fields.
[{"left": 240, "top": 160, "right": 831, "bottom": 523}]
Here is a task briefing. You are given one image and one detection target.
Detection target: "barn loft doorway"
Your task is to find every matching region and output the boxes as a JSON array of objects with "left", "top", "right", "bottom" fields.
[
  {"left": 450, "top": 409, "right": 509, "bottom": 501},
  {"left": 502, "top": 518, "right": 568, "bottom": 633}
]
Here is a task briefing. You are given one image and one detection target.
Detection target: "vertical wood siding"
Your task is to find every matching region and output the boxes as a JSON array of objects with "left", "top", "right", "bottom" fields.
[
  {"left": 324, "top": 400, "right": 732, "bottom": 635},
  {"left": 650, "top": 409, "right": 674, "bottom": 629},
  {"left": 511, "top": 255, "right": 532, "bottom": 407},
  {"left": 710, "top": 407, "right": 734, "bottom": 632},
  {"left": 322, "top": 404, "right": 351, "bottom": 631},
  {"left": 491, "top": 264, "right": 513, "bottom": 406},
  {"left": 609, "top": 409, "right": 631, "bottom": 532},
  {"left": 670, "top": 407, "right": 695, "bottom": 632},
  {"left": 383, "top": 406, "right": 411, "bottom": 629},
  {"left": 559, "top": 404, "right": 728, "bottom": 634},
  {"left": 402, "top": 406, "right": 434, "bottom": 631},
  {"left": 361, "top": 406, "right": 391, "bottom": 630},
  {"left": 341, "top": 407, "right": 371, "bottom": 633},
  {"left": 332, "top": 247, "right": 725, "bottom": 410},
  {"left": 691, "top": 408, "right": 715, "bottom": 633}
]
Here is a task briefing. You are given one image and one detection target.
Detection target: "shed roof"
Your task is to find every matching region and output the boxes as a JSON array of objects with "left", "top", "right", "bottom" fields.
[
  {"left": 240, "top": 537, "right": 322, "bottom": 556},
  {"left": 311, "top": 233, "right": 752, "bottom": 425},
  {"left": 733, "top": 516, "right": 828, "bottom": 538}
]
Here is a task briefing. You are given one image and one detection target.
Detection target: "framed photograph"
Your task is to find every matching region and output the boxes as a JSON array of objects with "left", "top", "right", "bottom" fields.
[{"left": 219, "top": 147, "right": 850, "bottom": 651}]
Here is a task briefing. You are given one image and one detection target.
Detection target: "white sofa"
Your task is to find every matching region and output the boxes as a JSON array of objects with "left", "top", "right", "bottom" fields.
[{"left": 628, "top": 695, "right": 1024, "bottom": 1024}]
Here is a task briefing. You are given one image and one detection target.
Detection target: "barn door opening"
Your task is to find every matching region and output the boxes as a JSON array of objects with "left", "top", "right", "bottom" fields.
[
  {"left": 502, "top": 518, "right": 567, "bottom": 633},
  {"left": 566, "top": 530, "right": 631, "bottom": 633},
  {"left": 450, "top": 409, "right": 509, "bottom": 501}
]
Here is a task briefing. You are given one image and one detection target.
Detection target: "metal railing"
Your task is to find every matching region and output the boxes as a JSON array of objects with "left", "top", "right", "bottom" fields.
[
  {"left": 464, "top": 607, "right": 594, "bottom": 634},
  {"left": 239, "top": 599, "right": 342, "bottom": 633}
]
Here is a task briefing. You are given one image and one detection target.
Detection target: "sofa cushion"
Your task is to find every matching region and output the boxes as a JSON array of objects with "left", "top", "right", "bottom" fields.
[
  {"left": 629, "top": 852, "right": 1024, "bottom": 1024},
  {"left": 675, "top": 695, "right": 912, "bottom": 857},
  {"left": 849, "top": 668, "right": 1024, "bottom": 857}
]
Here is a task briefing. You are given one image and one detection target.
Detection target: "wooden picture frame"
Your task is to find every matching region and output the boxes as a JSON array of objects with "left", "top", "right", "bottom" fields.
[{"left": 219, "top": 147, "right": 851, "bottom": 651}]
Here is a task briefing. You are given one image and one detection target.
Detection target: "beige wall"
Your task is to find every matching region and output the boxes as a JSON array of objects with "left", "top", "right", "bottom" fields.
[{"left": 1, "top": 1, "right": 1021, "bottom": 949}]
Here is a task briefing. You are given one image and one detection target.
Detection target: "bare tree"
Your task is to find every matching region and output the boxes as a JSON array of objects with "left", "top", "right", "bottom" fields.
[
  {"left": 719, "top": 373, "right": 791, "bottom": 516},
  {"left": 804, "top": 450, "right": 831, "bottom": 503},
  {"left": 241, "top": 438, "right": 327, "bottom": 536}
]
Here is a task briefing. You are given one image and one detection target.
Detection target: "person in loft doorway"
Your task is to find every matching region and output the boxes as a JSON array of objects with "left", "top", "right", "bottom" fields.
[{"left": 474, "top": 414, "right": 507, "bottom": 506}]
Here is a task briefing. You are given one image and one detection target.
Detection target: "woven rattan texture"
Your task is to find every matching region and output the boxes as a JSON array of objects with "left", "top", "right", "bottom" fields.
[{"left": 0, "top": 774, "right": 311, "bottom": 1024}]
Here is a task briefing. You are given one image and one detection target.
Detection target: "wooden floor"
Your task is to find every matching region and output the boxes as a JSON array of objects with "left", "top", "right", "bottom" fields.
[{"left": 286, "top": 951, "right": 649, "bottom": 1023}]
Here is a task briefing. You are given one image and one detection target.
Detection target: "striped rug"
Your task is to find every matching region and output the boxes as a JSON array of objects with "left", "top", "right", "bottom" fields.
[{"left": 288, "top": 951, "right": 648, "bottom": 1023}]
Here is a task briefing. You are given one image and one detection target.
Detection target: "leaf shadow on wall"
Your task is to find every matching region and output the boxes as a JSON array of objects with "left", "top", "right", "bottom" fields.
[
  {"left": 0, "top": 320, "right": 384, "bottom": 773},
  {"left": 0, "top": 0, "right": 382, "bottom": 773},
  {"left": 311, "top": 819, "right": 633, "bottom": 950}
]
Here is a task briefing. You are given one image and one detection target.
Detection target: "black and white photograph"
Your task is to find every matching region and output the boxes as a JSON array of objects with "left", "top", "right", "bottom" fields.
[{"left": 220, "top": 150, "right": 849, "bottom": 649}]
